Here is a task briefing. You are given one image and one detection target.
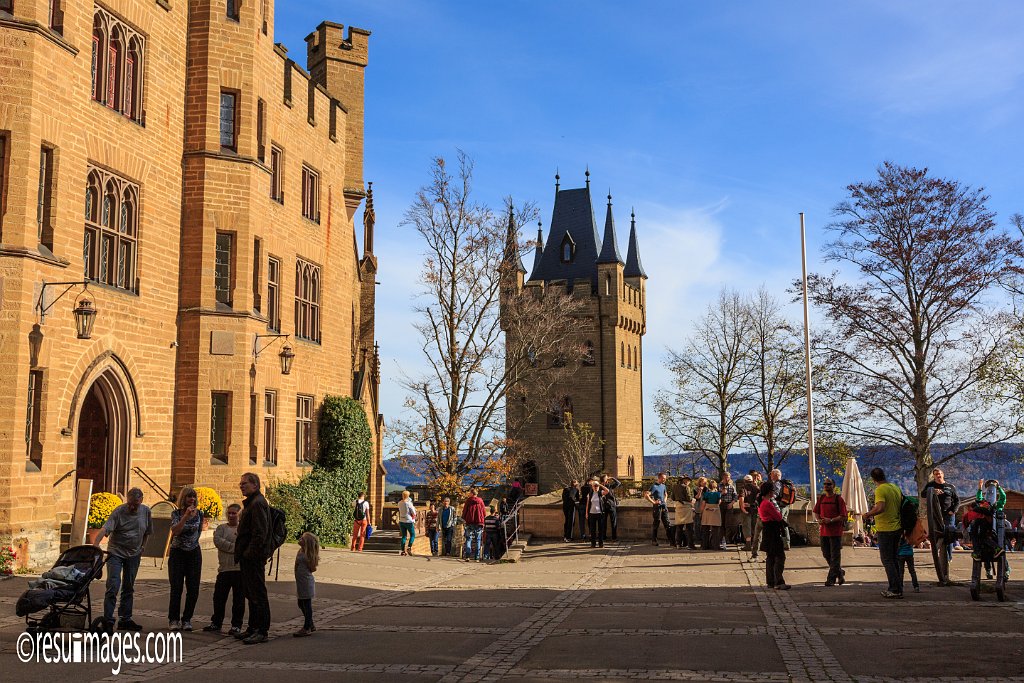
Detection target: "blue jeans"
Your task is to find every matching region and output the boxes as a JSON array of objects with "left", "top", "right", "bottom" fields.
[
  {"left": 104, "top": 553, "right": 141, "bottom": 624},
  {"left": 428, "top": 529, "right": 439, "bottom": 555},
  {"left": 877, "top": 530, "right": 903, "bottom": 594},
  {"left": 464, "top": 524, "right": 483, "bottom": 559},
  {"left": 442, "top": 526, "right": 455, "bottom": 555}
]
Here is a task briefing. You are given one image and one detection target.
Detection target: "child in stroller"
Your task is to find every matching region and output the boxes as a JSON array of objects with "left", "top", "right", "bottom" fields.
[
  {"left": 16, "top": 545, "right": 106, "bottom": 632},
  {"left": 964, "top": 500, "right": 1008, "bottom": 602}
]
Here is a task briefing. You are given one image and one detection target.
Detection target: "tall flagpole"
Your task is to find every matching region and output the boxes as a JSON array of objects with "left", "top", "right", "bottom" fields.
[{"left": 800, "top": 212, "right": 818, "bottom": 507}]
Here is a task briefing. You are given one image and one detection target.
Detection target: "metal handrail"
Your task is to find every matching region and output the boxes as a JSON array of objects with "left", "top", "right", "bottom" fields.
[
  {"left": 131, "top": 466, "right": 175, "bottom": 502},
  {"left": 501, "top": 497, "right": 527, "bottom": 550}
]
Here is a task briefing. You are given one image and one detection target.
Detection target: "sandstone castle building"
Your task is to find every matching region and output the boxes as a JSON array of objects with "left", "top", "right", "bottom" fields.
[
  {"left": 502, "top": 173, "right": 647, "bottom": 492},
  {"left": 0, "top": 0, "right": 383, "bottom": 564}
]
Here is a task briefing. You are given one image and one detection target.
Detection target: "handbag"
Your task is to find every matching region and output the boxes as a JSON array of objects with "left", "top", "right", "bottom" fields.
[{"left": 365, "top": 524, "right": 374, "bottom": 538}]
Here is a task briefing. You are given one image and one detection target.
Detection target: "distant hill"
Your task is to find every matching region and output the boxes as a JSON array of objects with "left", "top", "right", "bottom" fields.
[{"left": 385, "top": 444, "right": 1024, "bottom": 493}]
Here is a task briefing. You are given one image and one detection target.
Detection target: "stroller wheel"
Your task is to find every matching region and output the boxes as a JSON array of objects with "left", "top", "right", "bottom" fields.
[{"left": 970, "top": 586, "right": 980, "bottom": 601}]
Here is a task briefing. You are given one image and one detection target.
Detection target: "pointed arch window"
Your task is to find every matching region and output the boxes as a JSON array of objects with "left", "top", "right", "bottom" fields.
[
  {"left": 295, "top": 258, "right": 321, "bottom": 343},
  {"left": 90, "top": 6, "right": 145, "bottom": 124},
  {"left": 84, "top": 166, "right": 138, "bottom": 291},
  {"left": 559, "top": 234, "right": 575, "bottom": 263},
  {"left": 620, "top": 341, "right": 625, "bottom": 367}
]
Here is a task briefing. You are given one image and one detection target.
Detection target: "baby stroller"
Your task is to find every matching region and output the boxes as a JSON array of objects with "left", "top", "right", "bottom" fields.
[
  {"left": 16, "top": 545, "right": 105, "bottom": 632},
  {"left": 965, "top": 504, "right": 1007, "bottom": 602}
]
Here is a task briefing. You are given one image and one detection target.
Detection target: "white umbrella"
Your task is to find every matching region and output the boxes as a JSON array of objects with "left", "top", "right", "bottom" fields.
[{"left": 841, "top": 456, "right": 869, "bottom": 538}]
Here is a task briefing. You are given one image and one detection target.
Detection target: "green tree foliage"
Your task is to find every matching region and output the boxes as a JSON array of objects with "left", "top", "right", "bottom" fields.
[{"left": 266, "top": 395, "right": 373, "bottom": 545}]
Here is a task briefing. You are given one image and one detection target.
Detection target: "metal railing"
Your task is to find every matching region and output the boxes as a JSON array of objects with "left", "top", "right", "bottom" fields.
[
  {"left": 131, "top": 466, "right": 175, "bottom": 502},
  {"left": 502, "top": 497, "right": 527, "bottom": 551}
]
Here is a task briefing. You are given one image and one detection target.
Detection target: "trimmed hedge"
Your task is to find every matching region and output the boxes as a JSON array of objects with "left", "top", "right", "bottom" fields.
[{"left": 266, "top": 395, "right": 373, "bottom": 545}]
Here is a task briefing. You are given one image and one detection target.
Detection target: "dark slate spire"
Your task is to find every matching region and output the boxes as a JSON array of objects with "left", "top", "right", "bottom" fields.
[
  {"left": 528, "top": 182, "right": 602, "bottom": 285},
  {"left": 596, "top": 191, "right": 623, "bottom": 265},
  {"left": 623, "top": 208, "right": 648, "bottom": 279},
  {"left": 504, "top": 204, "right": 527, "bottom": 274},
  {"left": 529, "top": 221, "right": 544, "bottom": 280}
]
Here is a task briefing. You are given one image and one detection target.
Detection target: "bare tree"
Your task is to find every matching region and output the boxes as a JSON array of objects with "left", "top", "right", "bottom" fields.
[
  {"left": 554, "top": 413, "right": 604, "bottom": 487},
  {"left": 741, "top": 287, "right": 807, "bottom": 474},
  {"left": 806, "top": 162, "right": 1024, "bottom": 491},
  {"left": 654, "top": 289, "right": 756, "bottom": 479},
  {"left": 389, "top": 152, "right": 582, "bottom": 498}
]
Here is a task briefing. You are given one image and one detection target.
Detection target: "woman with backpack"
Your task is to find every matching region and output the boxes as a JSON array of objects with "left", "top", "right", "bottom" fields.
[{"left": 351, "top": 492, "right": 371, "bottom": 552}]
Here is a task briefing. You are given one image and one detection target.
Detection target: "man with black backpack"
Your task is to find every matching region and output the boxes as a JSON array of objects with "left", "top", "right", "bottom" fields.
[
  {"left": 235, "top": 472, "right": 272, "bottom": 643},
  {"left": 862, "top": 467, "right": 905, "bottom": 598}
]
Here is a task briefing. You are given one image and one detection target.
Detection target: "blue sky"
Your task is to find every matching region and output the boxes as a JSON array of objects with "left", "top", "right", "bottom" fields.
[{"left": 276, "top": 2, "right": 1024, "bottom": 455}]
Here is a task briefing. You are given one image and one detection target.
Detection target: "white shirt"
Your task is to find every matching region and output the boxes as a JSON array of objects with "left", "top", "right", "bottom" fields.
[
  {"left": 589, "top": 490, "right": 603, "bottom": 514},
  {"left": 398, "top": 499, "right": 416, "bottom": 523}
]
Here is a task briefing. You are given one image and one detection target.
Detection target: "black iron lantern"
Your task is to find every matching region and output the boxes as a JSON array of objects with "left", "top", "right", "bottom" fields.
[
  {"left": 279, "top": 343, "right": 295, "bottom": 375},
  {"left": 72, "top": 295, "right": 98, "bottom": 340}
]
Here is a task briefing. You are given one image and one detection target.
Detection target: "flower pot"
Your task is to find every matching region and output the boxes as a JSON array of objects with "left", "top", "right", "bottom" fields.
[
  {"left": 86, "top": 528, "right": 103, "bottom": 545},
  {"left": 201, "top": 518, "right": 210, "bottom": 532}
]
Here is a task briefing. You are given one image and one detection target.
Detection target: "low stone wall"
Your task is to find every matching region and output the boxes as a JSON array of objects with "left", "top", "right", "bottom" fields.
[{"left": 521, "top": 497, "right": 822, "bottom": 542}]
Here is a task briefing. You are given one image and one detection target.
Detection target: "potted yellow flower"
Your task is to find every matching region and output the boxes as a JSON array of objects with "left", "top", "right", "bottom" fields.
[
  {"left": 194, "top": 486, "right": 224, "bottom": 530},
  {"left": 87, "top": 492, "right": 122, "bottom": 544}
]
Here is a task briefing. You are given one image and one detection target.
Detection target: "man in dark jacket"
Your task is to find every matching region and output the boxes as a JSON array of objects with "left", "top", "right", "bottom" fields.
[
  {"left": 235, "top": 472, "right": 271, "bottom": 644},
  {"left": 922, "top": 468, "right": 959, "bottom": 585},
  {"left": 561, "top": 481, "right": 580, "bottom": 542}
]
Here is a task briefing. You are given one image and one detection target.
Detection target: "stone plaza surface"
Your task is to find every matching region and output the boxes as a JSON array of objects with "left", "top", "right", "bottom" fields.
[{"left": 0, "top": 541, "right": 1021, "bottom": 682}]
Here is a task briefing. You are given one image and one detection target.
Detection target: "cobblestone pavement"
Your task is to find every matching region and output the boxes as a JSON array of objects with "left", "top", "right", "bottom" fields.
[{"left": 0, "top": 541, "right": 1021, "bottom": 682}]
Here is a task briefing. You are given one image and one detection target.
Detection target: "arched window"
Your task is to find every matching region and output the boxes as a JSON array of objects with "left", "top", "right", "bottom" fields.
[
  {"left": 560, "top": 234, "right": 575, "bottom": 263},
  {"left": 628, "top": 455, "right": 635, "bottom": 478},
  {"left": 91, "top": 17, "right": 106, "bottom": 102},
  {"left": 84, "top": 166, "right": 137, "bottom": 291},
  {"left": 91, "top": 7, "right": 145, "bottom": 123},
  {"left": 620, "top": 341, "right": 625, "bottom": 367},
  {"left": 634, "top": 345, "right": 639, "bottom": 371},
  {"left": 106, "top": 27, "right": 123, "bottom": 109},
  {"left": 294, "top": 258, "right": 321, "bottom": 342},
  {"left": 604, "top": 274, "right": 611, "bottom": 296}
]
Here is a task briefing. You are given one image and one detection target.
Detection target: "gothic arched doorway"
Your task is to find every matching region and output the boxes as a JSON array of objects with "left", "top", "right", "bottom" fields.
[{"left": 76, "top": 369, "right": 132, "bottom": 496}]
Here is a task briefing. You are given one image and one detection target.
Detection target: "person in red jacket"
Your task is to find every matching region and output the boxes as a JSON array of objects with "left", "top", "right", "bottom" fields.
[
  {"left": 461, "top": 488, "right": 487, "bottom": 561},
  {"left": 758, "top": 481, "right": 789, "bottom": 590},
  {"left": 813, "top": 479, "right": 848, "bottom": 586}
]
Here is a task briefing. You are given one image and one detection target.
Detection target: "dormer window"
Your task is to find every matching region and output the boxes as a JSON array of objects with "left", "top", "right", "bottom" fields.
[{"left": 560, "top": 234, "right": 575, "bottom": 263}]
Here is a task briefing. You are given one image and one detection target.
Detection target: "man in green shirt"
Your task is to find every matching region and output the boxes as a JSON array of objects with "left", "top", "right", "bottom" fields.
[{"left": 863, "top": 467, "right": 904, "bottom": 598}]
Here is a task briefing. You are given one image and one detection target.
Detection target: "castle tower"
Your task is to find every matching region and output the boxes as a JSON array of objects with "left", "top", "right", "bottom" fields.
[{"left": 505, "top": 172, "right": 647, "bottom": 491}]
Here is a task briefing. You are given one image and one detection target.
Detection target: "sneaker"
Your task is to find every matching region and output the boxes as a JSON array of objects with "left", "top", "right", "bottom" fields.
[
  {"left": 837, "top": 575, "right": 846, "bottom": 586},
  {"left": 824, "top": 581, "right": 836, "bottom": 587},
  {"left": 652, "top": 540, "right": 659, "bottom": 546},
  {"left": 986, "top": 572, "right": 994, "bottom": 580},
  {"left": 749, "top": 555, "right": 758, "bottom": 562},
  {"left": 202, "top": 624, "right": 221, "bottom": 633},
  {"left": 243, "top": 632, "right": 268, "bottom": 645},
  {"left": 598, "top": 542, "right": 604, "bottom": 548},
  {"left": 117, "top": 620, "right": 143, "bottom": 632},
  {"left": 292, "top": 628, "right": 312, "bottom": 638},
  {"left": 774, "top": 584, "right": 791, "bottom": 590},
  {"left": 913, "top": 586, "right": 921, "bottom": 593},
  {"left": 400, "top": 550, "right": 407, "bottom": 556},
  {"left": 169, "top": 620, "right": 181, "bottom": 631},
  {"left": 881, "top": 591, "right": 903, "bottom": 599},
  {"left": 228, "top": 627, "right": 242, "bottom": 636},
  {"left": 234, "top": 628, "right": 254, "bottom": 640},
  {"left": 181, "top": 621, "right": 193, "bottom": 632},
  {"left": 783, "top": 543, "right": 791, "bottom": 551}
]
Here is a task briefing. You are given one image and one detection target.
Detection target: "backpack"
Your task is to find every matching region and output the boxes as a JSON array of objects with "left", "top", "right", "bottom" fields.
[
  {"left": 266, "top": 506, "right": 287, "bottom": 557},
  {"left": 778, "top": 480, "right": 797, "bottom": 507},
  {"left": 354, "top": 500, "right": 367, "bottom": 521},
  {"left": 899, "top": 494, "right": 919, "bottom": 534}
]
